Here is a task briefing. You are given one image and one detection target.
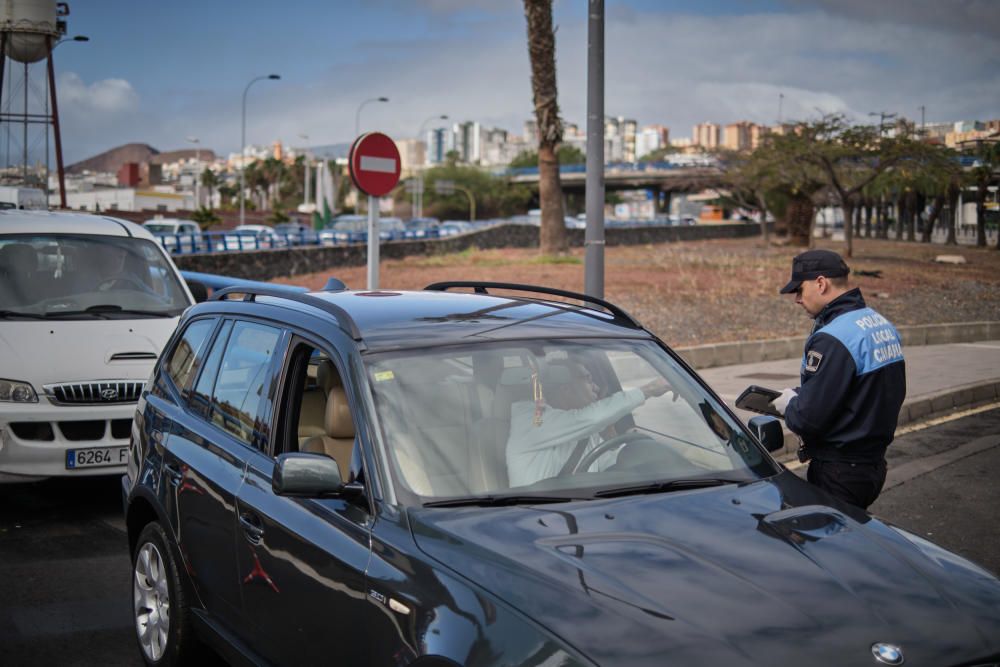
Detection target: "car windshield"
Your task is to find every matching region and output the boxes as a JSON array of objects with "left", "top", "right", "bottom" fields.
[
  {"left": 365, "top": 339, "right": 778, "bottom": 504},
  {"left": 0, "top": 234, "right": 190, "bottom": 318},
  {"left": 144, "top": 223, "right": 178, "bottom": 233}
]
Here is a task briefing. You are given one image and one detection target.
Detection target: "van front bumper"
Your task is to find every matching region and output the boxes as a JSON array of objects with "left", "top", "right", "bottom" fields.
[{"left": 0, "top": 400, "right": 137, "bottom": 483}]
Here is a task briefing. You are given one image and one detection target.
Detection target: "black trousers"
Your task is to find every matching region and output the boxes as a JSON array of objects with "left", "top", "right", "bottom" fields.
[{"left": 806, "top": 458, "right": 887, "bottom": 510}]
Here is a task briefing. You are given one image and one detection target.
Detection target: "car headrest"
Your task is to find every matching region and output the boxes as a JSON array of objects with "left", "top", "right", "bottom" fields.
[
  {"left": 324, "top": 386, "right": 355, "bottom": 439},
  {"left": 0, "top": 243, "right": 38, "bottom": 274},
  {"left": 316, "top": 359, "right": 341, "bottom": 394}
]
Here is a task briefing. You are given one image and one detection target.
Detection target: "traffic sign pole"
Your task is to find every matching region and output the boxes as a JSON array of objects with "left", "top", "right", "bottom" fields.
[
  {"left": 367, "top": 195, "right": 379, "bottom": 289},
  {"left": 348, "top": 132, "right": 401, "bottom": 291}
]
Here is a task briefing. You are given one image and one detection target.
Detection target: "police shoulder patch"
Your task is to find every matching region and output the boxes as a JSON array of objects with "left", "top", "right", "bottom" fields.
[{"left": 805, "top": 350, "right": 824, "bottom": 372}]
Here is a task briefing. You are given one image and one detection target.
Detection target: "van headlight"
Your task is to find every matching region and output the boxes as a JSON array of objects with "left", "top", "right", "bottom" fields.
[{"left": 0, "top": 379, "right": 38, "bottom": 403}]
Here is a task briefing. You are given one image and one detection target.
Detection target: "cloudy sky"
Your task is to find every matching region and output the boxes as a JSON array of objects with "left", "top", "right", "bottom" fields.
[{"left": 48, "top": 0, "right": 1000, "bottom": 163}]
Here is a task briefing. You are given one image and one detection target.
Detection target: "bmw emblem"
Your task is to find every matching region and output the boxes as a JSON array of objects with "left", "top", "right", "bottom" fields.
[
  {"left": 101, "top": 388, "right": 119, "bottom": 400},
  {"left": 871, "top": 643, "right": 904, "bottom": 665}
]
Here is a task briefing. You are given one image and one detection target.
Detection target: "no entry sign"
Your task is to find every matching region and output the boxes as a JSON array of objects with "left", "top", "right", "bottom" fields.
[{"left": 349, "top": 132, "right": 401, "bottom": 197}]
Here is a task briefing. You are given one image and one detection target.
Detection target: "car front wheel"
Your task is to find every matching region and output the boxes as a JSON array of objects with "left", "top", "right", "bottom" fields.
[{"left": 132, "top": 522, "right": 200, "bottom": 666}]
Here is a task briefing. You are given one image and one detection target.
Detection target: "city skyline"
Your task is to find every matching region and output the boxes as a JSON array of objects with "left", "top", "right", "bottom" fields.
[{"left": 57, "top": 0, "right": 999, "bottom": 163}]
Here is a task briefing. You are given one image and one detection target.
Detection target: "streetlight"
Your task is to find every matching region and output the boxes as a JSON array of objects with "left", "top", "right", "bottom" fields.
[
  {"left": 415, "top": 113, "right": 448, "bottom": 218},
  {"left": 240, "top": 73, "right": 281, "bottom": 225},
  {"left": 186, "top": 136, "right": 200, "bottom": 209},
  {"left": 353, "top": 96, "right": 388, "bottom": 213},
  {"left": 355, "top": 96, "right": 389, "bottom": 138}
]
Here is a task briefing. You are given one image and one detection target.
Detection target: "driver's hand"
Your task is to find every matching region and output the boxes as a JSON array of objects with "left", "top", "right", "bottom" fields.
[{"left": 640, "top": 379, "right": 671, "bottom": 399}]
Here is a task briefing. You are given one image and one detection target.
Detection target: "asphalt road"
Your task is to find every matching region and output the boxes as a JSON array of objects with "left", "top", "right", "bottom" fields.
[{"left": 1, "top": 407, "right": 998, "bottom": 665}]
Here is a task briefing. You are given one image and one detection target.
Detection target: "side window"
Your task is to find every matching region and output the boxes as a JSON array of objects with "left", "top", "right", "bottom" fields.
[
  {"left": 209, "top": 321, "right": 281, "bottom": 447},
  {"left": 276, "top": 342, "right": 358, "bottom": 478},
  {"left": 162, "top": 318, "right": 216, "bottom": 393},
  {"left": 191, "top": 320, "right": 233, "bottom": 418}
]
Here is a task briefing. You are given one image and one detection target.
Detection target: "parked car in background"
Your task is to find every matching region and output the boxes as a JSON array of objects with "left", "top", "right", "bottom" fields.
[
  {"left": 437, "top": 220, "right": 473, "bottom": 236},
  {"left": 319, "top": 215, "right": 406, "bottom": 244},
  {"left": 403, "top": 217, "right": 441, "bottom": 239},
  {"left": 143, "top": 219, "right": 204, "bottom": 253},
  {"left": 273, "top": 220, "right": 318, "bottom": 246},
  {"left": 0, "top": 210, "right": 194, "bottom": 483},
  {"left": 123, "top": 281, "right": 1000, "bottom": 666},
  {"left": 218, "top": 224, "right": 286, "bottom": 251}
]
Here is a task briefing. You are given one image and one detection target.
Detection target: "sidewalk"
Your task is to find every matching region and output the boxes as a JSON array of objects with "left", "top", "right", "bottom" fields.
[{"left": 698, "top": 340, "right": 1000, "bottom": 461}]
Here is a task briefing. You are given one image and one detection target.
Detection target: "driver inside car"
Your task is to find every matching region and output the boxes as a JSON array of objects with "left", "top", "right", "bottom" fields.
[{"left": 506, "top": 358, "right": 671, "bottom": 487}]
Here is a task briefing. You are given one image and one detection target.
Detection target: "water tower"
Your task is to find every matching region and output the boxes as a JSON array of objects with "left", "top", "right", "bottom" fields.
[{"left": 0, "top": 1, "right": 74, "bottom": 207}]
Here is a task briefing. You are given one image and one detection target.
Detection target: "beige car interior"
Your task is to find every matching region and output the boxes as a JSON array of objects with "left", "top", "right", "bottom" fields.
[{"left": 296, "top": 358, "right": 356, "bottom": 475}]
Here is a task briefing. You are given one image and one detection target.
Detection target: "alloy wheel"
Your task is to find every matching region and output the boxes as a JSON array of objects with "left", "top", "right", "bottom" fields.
[{"left": 133, "top": 541, "right": 170, "bottom": 662}]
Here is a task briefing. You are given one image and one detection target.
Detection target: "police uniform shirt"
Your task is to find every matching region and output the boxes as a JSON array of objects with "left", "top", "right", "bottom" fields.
[{"left": 784, "top": 288, "right": 907, "bottom": 462}]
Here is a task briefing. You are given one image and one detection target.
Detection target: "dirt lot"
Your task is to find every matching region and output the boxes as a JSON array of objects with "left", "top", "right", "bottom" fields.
[{"left": 270, "top": 237, "right": 1000, "bottom": 347}]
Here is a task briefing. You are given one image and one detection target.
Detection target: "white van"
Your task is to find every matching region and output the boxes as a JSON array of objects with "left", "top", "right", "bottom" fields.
[{"left": 0, "top": 211, "right": 194, "bottom": 482}]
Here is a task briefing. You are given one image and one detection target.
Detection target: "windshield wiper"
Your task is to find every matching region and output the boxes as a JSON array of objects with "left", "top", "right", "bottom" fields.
[
  {"left": 423, "top": 494, "right": 585, "bottom": 508},
  {"left": 0, "top": 309, "right": 49, "bottom": 320},
  {"left": 593, "top": 477, "right": 747, "bottom": 499},
  {"left": 44, "top": 306, "right": 176, "bottom": 318}
]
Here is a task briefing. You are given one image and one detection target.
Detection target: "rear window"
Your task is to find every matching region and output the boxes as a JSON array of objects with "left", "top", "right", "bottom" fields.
[{"left": 163, "top": 318, "right": 217, "bottom": 393}]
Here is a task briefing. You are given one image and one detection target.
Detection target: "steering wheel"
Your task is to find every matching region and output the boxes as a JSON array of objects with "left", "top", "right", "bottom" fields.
[
  {"left": 97, "top": 275, "right": 149, "bottom": 292},
  {"left": 567, "top": 431, "right": 658, "bottom": 475}
]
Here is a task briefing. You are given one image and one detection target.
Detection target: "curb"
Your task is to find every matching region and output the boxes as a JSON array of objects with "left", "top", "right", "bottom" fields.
[
  {"left": 676, "top": 321, "right": 1000, "bottom": 370},
  {"left": 771, "top": 378, "right": 1000, "bottom": 463}
]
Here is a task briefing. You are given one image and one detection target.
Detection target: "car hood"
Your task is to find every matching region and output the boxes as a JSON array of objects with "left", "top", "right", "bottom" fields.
[
  {"left": 409, "top": 472, "right": 1000, "bottom": 666},
  {"left": 0, "top": 319, "right": 176, "bottom": 385}
]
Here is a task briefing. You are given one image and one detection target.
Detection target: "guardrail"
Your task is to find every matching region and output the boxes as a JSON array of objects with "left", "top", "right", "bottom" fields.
[{"left": 152, "top": 222, "right": 496, "bottom": 255}]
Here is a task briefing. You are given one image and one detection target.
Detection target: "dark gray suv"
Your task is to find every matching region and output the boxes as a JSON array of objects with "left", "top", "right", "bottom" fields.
[{"left": 123, "top": 282, "right": 1000, "bottom": 666}]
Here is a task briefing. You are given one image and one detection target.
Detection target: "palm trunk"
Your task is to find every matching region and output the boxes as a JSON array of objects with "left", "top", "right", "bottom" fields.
[
  {"left": 523, "top": 0, "right": 567, "bottom": 254},
  {"left": 975, "top": 186, "right": 987, "bottom": 247},
  {"left": 945, "top": 184, "right": 959, "bottom": 246},
  {"left": 757, "top": 194, "right": 770, "bottom": 243},
  {"left": 843, "top": 199, "right": 854, "bottom": 257},
  {"left": 922, "top": 195, "right": 944, "bottom": 243},
  {"left": 895, "top": 197, "right": 905, "bottom": 240},
  {"left": 785, "top": 195, "right": 813, "bottom": 246}
]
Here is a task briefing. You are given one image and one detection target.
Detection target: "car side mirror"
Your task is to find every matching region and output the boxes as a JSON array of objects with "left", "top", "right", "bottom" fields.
[
  {"left": 748, "top": 416, "right": 785, "bottom": 452},
  {"left": 185, "top": 279, "right": 208, "bottom": 303},
  {"left": 272, "top": 452, "right": 346, "bottom": 497}
]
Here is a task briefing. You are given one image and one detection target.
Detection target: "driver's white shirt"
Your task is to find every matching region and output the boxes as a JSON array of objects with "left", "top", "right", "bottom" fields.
[{"left": 506, "top": 388, "right": 645, "bottom": 487}]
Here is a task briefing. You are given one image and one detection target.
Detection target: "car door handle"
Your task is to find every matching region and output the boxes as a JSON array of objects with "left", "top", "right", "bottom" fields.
[
  {"left": 163, "top": 462, "right": 183, "bottom": 486},
  {"left": 239, "top": 512, "right": 264, "bottom": 545}
]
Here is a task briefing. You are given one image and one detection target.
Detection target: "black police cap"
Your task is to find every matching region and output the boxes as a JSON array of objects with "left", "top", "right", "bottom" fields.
[{"left": 779, "top": 249, "right": 850, "bottom": 294}]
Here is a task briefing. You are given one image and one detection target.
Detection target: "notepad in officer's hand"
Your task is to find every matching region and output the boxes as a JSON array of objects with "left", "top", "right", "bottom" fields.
[{"left": 735, "top": 385, "right": 782, "bottom": 418}]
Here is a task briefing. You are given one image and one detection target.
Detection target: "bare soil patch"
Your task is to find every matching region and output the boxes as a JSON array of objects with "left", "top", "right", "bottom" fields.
[{"left": 270, "top": 237, "right": 1000, "bottom": 347}]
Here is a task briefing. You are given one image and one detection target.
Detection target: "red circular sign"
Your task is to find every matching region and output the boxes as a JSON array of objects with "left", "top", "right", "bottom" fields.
[{"left": 349, "top": 132, "right": 401, "bottom": 197}]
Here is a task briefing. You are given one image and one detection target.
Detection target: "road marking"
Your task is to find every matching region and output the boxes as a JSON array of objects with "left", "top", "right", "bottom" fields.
[
  {"left": 956, "top": 342, "right": 1000, "bottom": 349},
  {"left": 895, "top": 401, "right": 1000, "bottom": 436},
  {"left": 360, "top": 155, "right": 396, "bottom": 173}
]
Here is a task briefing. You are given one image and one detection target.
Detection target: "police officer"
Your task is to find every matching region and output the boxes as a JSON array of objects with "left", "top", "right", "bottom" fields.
[{"left": 770, "top": 249, "right": 906, "bottom": 509}]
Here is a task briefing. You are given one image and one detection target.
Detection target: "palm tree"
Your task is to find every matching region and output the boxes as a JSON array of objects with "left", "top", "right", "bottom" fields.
[
  {"left": 523, "top": 0, "right": 567, "bottom": 254},
  {"left": 200, "top": 168, "right": 219, "bottom": 210}
]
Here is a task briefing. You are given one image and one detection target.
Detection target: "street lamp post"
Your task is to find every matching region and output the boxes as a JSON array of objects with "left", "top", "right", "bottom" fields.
[
  {"left": 186, "top": 136, "right": 200, "bottom": 209},
  {"left": 240, "top": 74, "right": 280, "bottom": 225},
  {"left": 415, "top": 114, "right": 448, "bottom": 218},
  {"left": 353, "top": 96, "right": 388, "bottom": 213}
]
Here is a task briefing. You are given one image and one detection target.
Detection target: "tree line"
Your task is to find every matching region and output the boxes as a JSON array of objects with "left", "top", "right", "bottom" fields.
[{"left": 721, "top": 114, "right": 1000, "bottom": 256}]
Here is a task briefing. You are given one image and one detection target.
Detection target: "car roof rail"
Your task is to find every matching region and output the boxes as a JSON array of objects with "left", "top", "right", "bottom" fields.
[
  {"left": 424, "top": 281, "right": 643, "bottom": 329},
  {"left": 210, "top": 286, "right": 362, "bottom": 340}
]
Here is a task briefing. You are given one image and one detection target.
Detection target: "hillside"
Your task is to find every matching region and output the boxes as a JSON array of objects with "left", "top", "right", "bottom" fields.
[
  {"left": 66, "top": 143, "right": 159, "bottom": 174},
  {"left": 67, "top": 144, "right": 217, "bottom": 175}
]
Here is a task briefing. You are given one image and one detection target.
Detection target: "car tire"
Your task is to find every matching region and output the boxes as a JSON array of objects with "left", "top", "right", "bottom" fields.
[{"left": 132, "top": 522, "right": 202, "bottom": 666}]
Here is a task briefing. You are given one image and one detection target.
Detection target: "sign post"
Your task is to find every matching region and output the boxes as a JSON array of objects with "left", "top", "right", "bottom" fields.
[{"left": 349, "top": 132, "right": 401, "bottom": 290}]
